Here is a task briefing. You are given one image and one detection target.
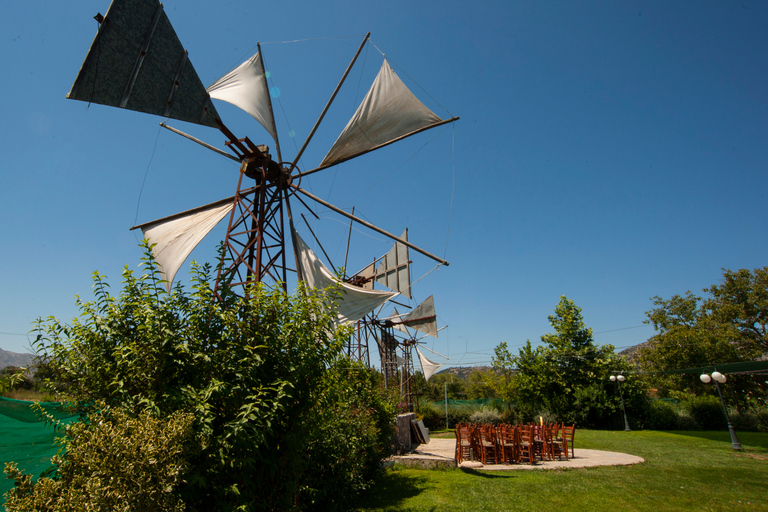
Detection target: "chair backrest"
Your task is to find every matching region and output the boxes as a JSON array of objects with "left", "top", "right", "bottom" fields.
[{"left": 564, "top": 424, "right": 576, "bottom": 456}]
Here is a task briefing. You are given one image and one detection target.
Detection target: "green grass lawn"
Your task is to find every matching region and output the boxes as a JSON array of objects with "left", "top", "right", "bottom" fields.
[{"left": 355, "top": 429, "right": 768, "bottom": 511}]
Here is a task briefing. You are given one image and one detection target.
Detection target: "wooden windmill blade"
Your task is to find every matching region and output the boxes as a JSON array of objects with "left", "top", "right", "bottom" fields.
[{"left": 352, "top": 229, "right": 412, "bottom": 299}]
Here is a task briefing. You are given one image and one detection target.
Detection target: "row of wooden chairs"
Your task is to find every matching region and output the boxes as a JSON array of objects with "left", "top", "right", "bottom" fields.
[{"left": 455, "top": 423, "right": 575, "bottom": 465}]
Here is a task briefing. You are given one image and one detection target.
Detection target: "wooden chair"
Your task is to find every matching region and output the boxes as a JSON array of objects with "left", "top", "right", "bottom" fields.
[
  {"left": 548, "top": 423, "right": 568, "bottom": 461},
  {"left": 478, "top": 425, "right": 499, "bottom": 465},
  {"left": 538, "top": 423, "right": 556, "bottom": 461},
  {"left": 563, "top": 424, "right": 576, "bottom": 458},
  {"left": 497, "top": 424, "right": 518, "bottom": 464},
  {"left": 517, "top": 424, "right": 536, "bottom": 465},
  {"left": 455, "top": 423, "right": 473, "bottom": 462}
]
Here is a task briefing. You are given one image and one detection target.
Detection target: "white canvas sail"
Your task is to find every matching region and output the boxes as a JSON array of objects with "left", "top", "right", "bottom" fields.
[
  {"left": 416, "top": 347, "right": 442, "bottom": 381},
  {"left": 140, "top": 202, "right": 234, "bottom": 292},
  {"left": 391, "top": 308, "right": 410, "bottom": 334},
  {"left": 294, "top": 230, "right": 397, "bottom": 324},
  {"left": 320, "top": 59, "right": 443, "bottom": 168},
  {"left": 207, "top": 52, "right": 278, "bottom": 143},
  {"left": 403, "top": 295, "right": 438, "bottom": 338}
]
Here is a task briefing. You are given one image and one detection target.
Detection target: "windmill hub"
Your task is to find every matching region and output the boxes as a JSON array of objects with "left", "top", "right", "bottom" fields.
[{"left": 239, "top": 145, "right": 282, "bottom": 182}]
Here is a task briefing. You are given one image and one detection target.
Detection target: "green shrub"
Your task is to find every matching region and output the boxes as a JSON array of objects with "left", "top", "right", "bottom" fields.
[
  {"left": 4, "top": 405, "right": 196, "bottom": 511},
  {"left": 300, "top": 363, "right": 396, "bottom": 511},
  {"left": 499, "top": 407, "right": 518, "bottom": 425},
  {"left": 684, "top": 395, "right": 725, "bottom": 431},
  {"left": 756, "top": 408, "right": 768, "bottom": 432},
  {"left": 729, "top": 410, "right": 758, "bottom": 432},
  {"left": 646, "top": 399, "right": 680, "bottom": 430},
  {"left": 417, "top": 401, "right": 445, "bottom": 431},
  {"left": 675, "top": 411, "right": 700, "bottom": 430},
  {"left": 424, "top": 403, "right": 474, "bottom": 429},
  {"left": 11, "top": 244, "right": 393, "bottom": 511},
  {"left": 446, "top": 405, "right": 474, "bottom": 427},
  {"left": 469, "top": 406, "right": 501, "bottom": 425}
]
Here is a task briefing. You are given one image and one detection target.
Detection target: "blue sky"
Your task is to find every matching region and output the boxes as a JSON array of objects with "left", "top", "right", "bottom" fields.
[{"left": 1, "top": 1, "right": 766, "bottom": 371}]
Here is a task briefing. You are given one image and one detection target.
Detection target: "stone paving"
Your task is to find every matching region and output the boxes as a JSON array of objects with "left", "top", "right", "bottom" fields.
[{"left": 389, "top": 438, "right": 645, "bottom": 470}]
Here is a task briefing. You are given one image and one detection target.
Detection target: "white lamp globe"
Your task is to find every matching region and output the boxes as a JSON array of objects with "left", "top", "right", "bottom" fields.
[
  {"left": 617, "top": 375, "right": 626, "bottom": 382},
  {"left": 712, "top": 372, "right": 727, "bottom": 383},
  {"left": 610, "top": 376, "right": 616, "bottom": 382},
  {"left": 700, "top": 374, "right": 712, "bottom": 384}
]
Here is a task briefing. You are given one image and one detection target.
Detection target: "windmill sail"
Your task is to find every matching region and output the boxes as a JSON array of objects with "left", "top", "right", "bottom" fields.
[
  {"left": 207, "top": 52, "right": 278, "bottom": 143},
  {"left": 391, "top": 308, "right": 410, "bottom": 334},
  {"left": 67, "top": 0, "right": 220, "bottom": 128},
  {"left": 133, "top": 201, "right": 234, "bottom": 292},
  {"left": 356, "top": 229, "right": 411, "bottom": 298},
  {"left": 402, "top": 295, "right": 438, "bottom": 338},
  {"left": 319, "top": 59, "right": 445, "bottom": 169},
  {"left": 294, "top": 230, "right": 397, "bottom": 324},
  {"left": 415, "top": 347, "right": 442, "bottom": 381}
]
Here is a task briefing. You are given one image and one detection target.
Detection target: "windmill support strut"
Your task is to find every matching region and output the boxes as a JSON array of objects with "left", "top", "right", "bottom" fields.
[{"left": 291, "top": 184, "right": 449, "bottom": 267}]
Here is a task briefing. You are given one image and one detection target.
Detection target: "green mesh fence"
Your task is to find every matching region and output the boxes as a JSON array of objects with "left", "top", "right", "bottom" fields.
[
  {"left": 0, "top": 398, "right": 78, "bottom": 503},
  {"left": 431, "top": 398, "right": 511, "bottom": 408}
]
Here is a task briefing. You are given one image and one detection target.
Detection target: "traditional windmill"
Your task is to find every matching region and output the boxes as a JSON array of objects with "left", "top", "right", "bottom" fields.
[
  {"left": 67, "top": 0, "right": 457, "bottom": 342},
  {"left": 342, "top": 231, "right": 448, "bottom": 403}
]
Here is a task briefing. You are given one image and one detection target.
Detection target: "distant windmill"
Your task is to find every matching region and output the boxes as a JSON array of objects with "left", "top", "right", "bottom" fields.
[{"left": 67, "top": 0, "right": 457, "bottom": 326}]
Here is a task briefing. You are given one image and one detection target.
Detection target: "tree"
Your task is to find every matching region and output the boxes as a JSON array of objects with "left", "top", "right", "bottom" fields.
[
  {"left": 465, "top": 368, "right": 497, "bottom": 400},
  {"left": 487, "top": 341, "right": 518, "bottom": 404},
  {"left": 491, "top": 297, "right": 639, "bottom": 427},
  {"left": 706, "top": 267, "right": 767, "bottom": 354},
  {"left": 638, "top": 267, "right": 767, "bottom": 396},
  {"left": 424, "top": 372, "right": 466, "bottom": 401},
  {"left": 6, "top": 244, "right": 395, "bottom": 512}
]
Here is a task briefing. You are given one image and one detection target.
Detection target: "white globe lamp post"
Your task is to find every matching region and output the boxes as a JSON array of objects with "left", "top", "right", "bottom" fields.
[
  {"left": 610, "top": 374, "right": 631, "bottom": 431},
  {"left": 699, "top": 371, "right": 742, "bottom": 450}
]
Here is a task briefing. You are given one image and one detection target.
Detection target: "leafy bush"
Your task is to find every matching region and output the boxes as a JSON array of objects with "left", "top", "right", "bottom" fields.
[
  {"left": 569, "top": 383, "right": 618, "bottom": 428},
  {"left": 4, "top": 405, "right": 196, "bottom": 511},
  {"left": 646, "top": 399, "right": 680, "bottom": 430},
  {"left": 469, "top": 406, "right": 502, "bottom": 425},
  {"left": 299, "top": 363, "right": 396, "bottom": 511},
  {"left": 499, "top": 407, "right": 518, "bottom": 425},
  {"left": 417, "top": 401, "right": 444, "bottom": 431},
  {"left": 446, "top": 405, "right": 474, "bottom": 427},
  {"left": 756, "top": 408, "right": 768, "bottom": 432},
  {"left": 684, "top": 395, "right": 726, "bottom": 431},
  {"left": 729, "top": 410, "right": 758, "bottom": 432},
  {"left": 675, "top": 411, "right": 700, "bottom": 430},
  {"left": 6, "top": 244, "right": 394, "bottom": 511}
]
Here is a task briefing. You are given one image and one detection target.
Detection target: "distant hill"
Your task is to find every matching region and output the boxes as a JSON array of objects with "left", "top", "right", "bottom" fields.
[
  {"left": 0, "top": 348, "right": 34, "bottom": 369},
  {"left": 435, "top": 366, "right": 492, "bottom": 379},
  {"left": 619, "top": 343, "right": 647, "bottom": 363}
]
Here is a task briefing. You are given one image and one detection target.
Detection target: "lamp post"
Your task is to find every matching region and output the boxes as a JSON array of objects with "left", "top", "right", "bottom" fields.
[
  {"left": 610, "top": 374, "right": 631, "bottom": 431},
  {"left": 700, "top": 371, "right": 742, "bottom": 451}
]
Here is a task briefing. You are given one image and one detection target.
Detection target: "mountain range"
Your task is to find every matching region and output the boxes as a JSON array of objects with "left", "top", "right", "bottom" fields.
[{"left": 0, "top": 348, "right": 34, "bottom": 369}]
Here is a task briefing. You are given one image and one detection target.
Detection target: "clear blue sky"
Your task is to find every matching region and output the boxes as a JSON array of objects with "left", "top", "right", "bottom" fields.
[{"left": 1, "top": 1, "right": 766, "bottom": 371}]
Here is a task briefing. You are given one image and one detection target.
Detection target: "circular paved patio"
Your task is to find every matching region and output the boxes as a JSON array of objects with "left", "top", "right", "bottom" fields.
[{"left": 389, "top": 438, "right": 645, "bottom": 470}]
